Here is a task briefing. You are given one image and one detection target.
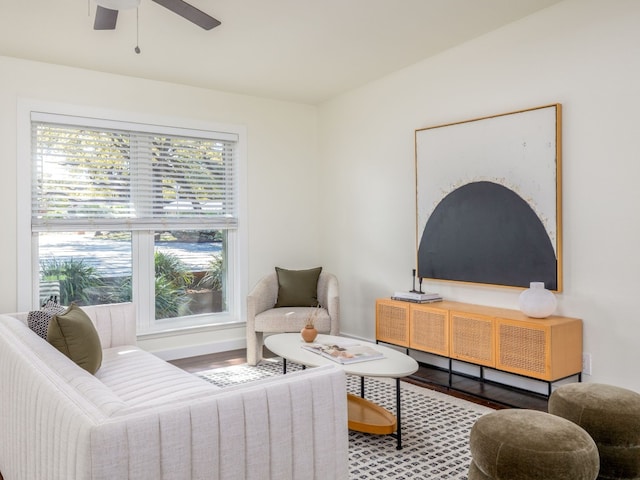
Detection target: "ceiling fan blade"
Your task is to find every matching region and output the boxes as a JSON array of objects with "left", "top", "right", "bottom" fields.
[
  {"left": 94, "top": 5, "right": 119, "bottom": 30},
  {"left": 151, "top": 0, "right": 221, "bottom": 30}
]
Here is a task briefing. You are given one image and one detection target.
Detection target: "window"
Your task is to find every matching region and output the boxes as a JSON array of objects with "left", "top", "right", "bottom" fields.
[{"left": 23, "top": 109, "right": 245, "bottom": 334}]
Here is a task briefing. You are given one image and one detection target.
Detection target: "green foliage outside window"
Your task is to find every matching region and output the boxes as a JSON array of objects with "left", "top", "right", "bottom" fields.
[
  {"left": 40, "top": 250, "right": 222, "bottom": 319},
  {"left": 40, "top": 258, "right": 104, "bottom": 306}
]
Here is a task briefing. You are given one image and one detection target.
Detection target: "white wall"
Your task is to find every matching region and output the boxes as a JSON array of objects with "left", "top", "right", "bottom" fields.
[
  {"left": 0, "top": 55, "right": 321, "bottom": 355},
  {"left": 318, "top": 0, "right": 640, "bottom": 390},
  {"left": 3, "top": 0, "right": 640, "bottom": 390}
]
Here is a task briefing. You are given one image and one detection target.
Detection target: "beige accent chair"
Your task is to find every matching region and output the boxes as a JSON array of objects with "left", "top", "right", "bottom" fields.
[{"left": 246, "top": 272, "right": 340, "bottom": 365}]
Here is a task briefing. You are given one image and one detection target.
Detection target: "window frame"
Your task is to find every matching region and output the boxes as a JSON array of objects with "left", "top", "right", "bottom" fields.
[{"left": 17, "top": 100, "right": 248, "bottom": 335}]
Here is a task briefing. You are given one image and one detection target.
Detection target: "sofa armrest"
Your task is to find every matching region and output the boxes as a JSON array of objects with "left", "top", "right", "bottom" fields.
[
  {"left": 0, "top": 315, "right": 128, "bottom": 480},
  {"left": 93, "top": 364, "right": 349, "bottom": 480},
  {"left": 247, "top": 273, "right": 279, "bottom": 329}
]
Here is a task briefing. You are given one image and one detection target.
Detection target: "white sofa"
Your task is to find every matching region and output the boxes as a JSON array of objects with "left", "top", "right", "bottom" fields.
[{"left": 0, "top": 303, "right": 349, "bottom": 480}]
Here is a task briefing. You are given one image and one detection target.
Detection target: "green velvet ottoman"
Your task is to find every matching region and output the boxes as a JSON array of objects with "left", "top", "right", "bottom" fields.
[
  {"left": 469, "top": 409, "right": 599, "bottom": 480},
  {"left": 549, "top": 383, "right": 640, "bottom": 480}
]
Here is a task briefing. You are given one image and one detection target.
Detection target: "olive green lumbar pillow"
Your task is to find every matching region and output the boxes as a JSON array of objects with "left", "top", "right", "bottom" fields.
[
  {"left": 274, "top": 266, "right": 322, "bottom": 307},
  {"left": 47, "top": 303, "right": 103, "bottom": 375}
]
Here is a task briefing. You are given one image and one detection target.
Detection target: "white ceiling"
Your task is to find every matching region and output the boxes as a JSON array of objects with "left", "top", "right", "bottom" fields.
[{"left": 0, "top": 0, "right": 564, "bottom": 104}]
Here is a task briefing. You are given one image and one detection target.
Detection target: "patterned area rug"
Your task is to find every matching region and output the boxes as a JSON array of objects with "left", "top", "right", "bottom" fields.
[{"left": 197, "top": 359, "right": 494, "bottom": 480}]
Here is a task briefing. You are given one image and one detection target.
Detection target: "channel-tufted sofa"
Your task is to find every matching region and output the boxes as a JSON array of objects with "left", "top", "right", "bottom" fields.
[{"left": 0, "top": 303, "right": 349, "bottom": 480}]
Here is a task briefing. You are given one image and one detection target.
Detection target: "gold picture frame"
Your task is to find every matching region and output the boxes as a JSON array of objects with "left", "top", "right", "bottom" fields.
[{"left": 415, "top": 104, "right": 562, "bottom": 291}]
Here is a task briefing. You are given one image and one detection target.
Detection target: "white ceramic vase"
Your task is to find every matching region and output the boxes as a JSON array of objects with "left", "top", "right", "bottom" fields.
[{"left": 518, "top": 282, "right": 557, "bottom": 318}]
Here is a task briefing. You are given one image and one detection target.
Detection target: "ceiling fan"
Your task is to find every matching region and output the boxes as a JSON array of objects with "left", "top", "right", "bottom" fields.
[{"left": 93, "top": 0, "right": 221, "bottom": 31}]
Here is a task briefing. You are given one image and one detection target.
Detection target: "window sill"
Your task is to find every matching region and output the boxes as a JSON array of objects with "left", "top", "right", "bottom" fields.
[{"left": 136, "top": 319, "right": 245, "bottom": 340}]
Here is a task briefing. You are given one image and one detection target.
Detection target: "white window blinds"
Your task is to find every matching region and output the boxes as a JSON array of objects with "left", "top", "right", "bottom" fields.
[{"left": 31, "top": 113, "right": 238, "bottom": 232}]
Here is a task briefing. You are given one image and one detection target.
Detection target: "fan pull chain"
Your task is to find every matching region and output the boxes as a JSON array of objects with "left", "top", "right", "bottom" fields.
[{"left": 134, "top": 8, "right": 141, "bottom": 54}]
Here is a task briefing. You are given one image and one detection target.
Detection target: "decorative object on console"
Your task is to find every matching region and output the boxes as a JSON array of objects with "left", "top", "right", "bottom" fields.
[
  {"left": 395, "top": 269, "right": 442, "bottom": 303},
  {"left": 410, "top": 268, "right": 425, "bottom": 293},
  {"left": 415, "top": 104, "right": 562, "bottom": 291},
  {"left": 518, "top": 281, "right": 557, "bottom": 318},
  {"left": 392, "top": 290, "right": 442, "bottom": 303}
]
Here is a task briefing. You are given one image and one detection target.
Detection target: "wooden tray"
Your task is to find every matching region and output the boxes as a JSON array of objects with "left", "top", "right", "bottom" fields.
[{"left": 347, "top": 393, "right": 396, "bottom": 435}]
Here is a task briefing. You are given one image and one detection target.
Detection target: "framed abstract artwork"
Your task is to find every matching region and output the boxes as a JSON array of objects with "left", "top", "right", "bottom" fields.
[{"left": 415, "top": 104, "right": 562, "bottom": 291}]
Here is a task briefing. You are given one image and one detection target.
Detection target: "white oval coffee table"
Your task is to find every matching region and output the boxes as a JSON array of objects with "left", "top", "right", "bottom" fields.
[{"left": 264, "top": 333, "right": 418, "bottom": 449}]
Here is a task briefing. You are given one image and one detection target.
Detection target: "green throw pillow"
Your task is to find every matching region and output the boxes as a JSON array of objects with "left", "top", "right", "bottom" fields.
[
  {"left": 47, "top": 303, "right": 103, "bottom": 375},
  {"left": 274, "top": 267, "right": 322, "bottom": 307}
]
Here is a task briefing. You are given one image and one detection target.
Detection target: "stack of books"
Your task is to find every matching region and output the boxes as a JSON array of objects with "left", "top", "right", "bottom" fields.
[{"left": 391, "top": 290, "right": 443, "bottom": 303}]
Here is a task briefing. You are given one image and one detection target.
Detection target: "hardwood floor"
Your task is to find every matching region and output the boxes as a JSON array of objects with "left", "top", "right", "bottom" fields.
[
  {"left": 406, "top": 363, "right": 548, "bottom": 411},
  {"left": 169, "top": 348, "right": 260, "bottom": 373},
  {"left": 169, "top": 348, "right": 548, "bottom": 411}
]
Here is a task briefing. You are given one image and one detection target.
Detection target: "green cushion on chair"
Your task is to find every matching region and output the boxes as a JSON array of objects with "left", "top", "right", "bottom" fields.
[{"left": 274, "top": 267, "right": 322, "bottom": 307}]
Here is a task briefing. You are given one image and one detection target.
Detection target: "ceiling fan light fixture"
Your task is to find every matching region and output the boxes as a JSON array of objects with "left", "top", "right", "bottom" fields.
[
  {"left": 93, "top": 0, "right": 220, "bottom": 31},
  {"left": 94, "top": 0, "right": 141, "bottom": 10}
]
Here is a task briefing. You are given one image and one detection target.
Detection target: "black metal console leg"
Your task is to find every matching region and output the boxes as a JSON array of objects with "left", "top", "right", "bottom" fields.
[
  {"left": 360, "top": 376, "right": 365, "bottom": 398},
  {"left": 283, "top": 358, "right": 287, "bottom": 374}
]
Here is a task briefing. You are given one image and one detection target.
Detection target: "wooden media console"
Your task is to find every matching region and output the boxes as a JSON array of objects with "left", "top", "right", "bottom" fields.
[{"left": 376, "top": 298, "right": 583, "bottom": 398}]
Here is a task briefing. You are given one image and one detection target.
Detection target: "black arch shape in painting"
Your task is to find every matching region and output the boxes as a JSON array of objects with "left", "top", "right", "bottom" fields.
[{"left": 418, "top": 181, "right": 557, "bottom": 290}]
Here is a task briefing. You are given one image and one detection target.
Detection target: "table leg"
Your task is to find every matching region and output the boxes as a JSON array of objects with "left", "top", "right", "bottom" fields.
[
  {"left": 282, "top": 358, "right": 304, "bottom": 374},
  {"left": 356, "top": 376, "right": 403, "bottom": 449},
  {"left": 395, "top": 377, "right": 402, "bottom": 450}
]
